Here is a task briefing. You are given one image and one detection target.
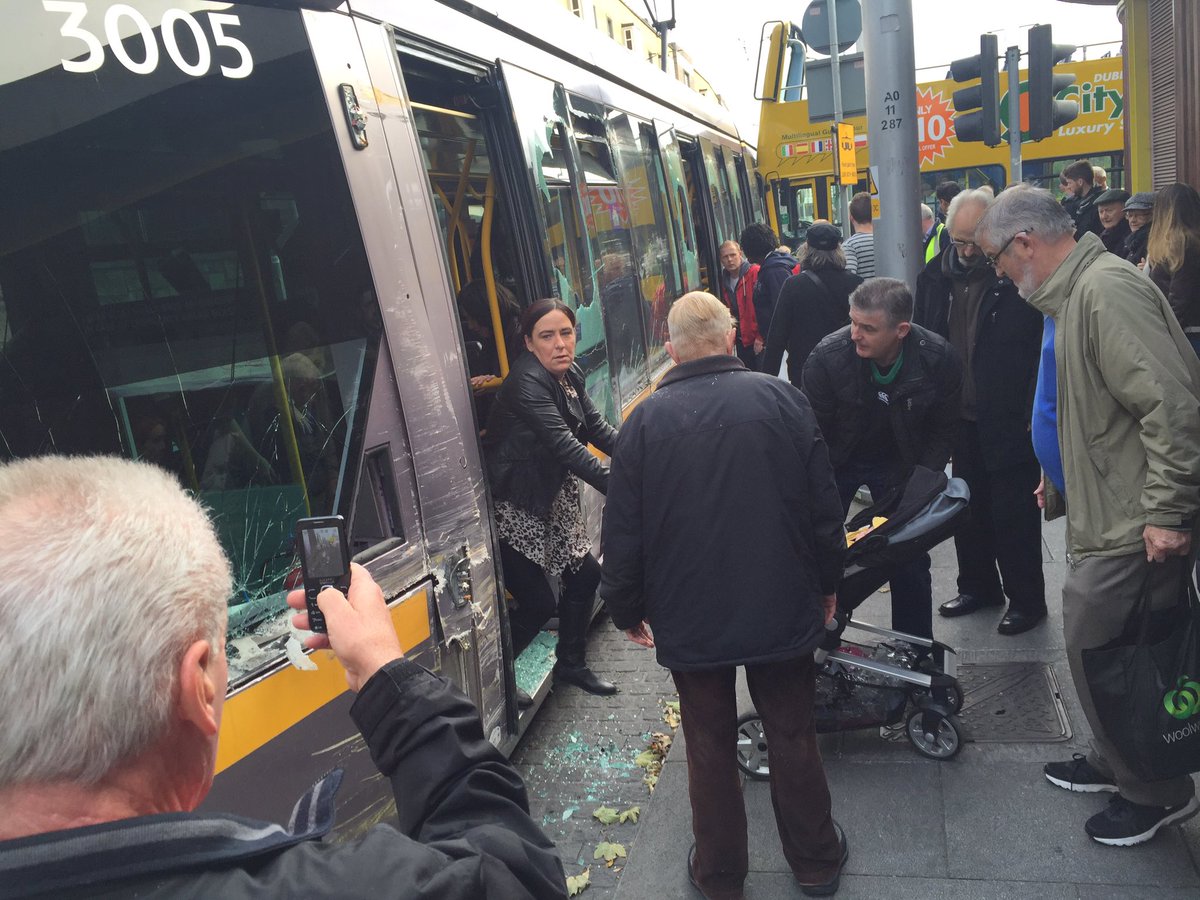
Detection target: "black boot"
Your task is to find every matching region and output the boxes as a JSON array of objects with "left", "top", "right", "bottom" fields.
[
  {"left": 554, "top": 661, "right": 618, "bottom": 695},
  {"left": 553, "top": 593, "right": 617, "bottom": 696}
]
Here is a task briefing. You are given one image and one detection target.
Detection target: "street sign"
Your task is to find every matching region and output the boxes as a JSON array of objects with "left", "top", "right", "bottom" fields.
[
  {"left": 806, "top": 53, "right": 866, "bottom": 122},
  {"left": 834, "top": 122, "right": 857, "bottom": 184},
  {"left": 802, "top": 0, "right": 862, "bottom": 55}
]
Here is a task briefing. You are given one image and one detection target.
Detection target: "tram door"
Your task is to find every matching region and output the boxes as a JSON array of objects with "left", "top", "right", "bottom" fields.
[
  {"left": 399, "top": 55, "right": 537, "bottom": 431},
  {"left": 679, "top": 138, "right": 719, "bottom": 293},
  {"left": 656, "top": 124, "right": 703, "bottom": 296}
]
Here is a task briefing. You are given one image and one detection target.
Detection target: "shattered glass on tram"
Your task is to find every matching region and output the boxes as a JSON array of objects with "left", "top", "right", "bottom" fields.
[{"left": 0, "top": 3, "right": 383, "bottom": 686}]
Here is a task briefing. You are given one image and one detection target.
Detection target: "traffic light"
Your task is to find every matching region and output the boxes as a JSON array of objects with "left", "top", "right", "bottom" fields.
[
  {"left": 949, "top": 34, "right": 1001, "bottom": 147},
  {"left": 1028, "top": 24, "right": 1079, "bottom": 141}
]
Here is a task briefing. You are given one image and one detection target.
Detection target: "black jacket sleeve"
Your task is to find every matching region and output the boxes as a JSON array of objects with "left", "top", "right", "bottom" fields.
[
  {"left": 787, "top": 392, "right": 846, "bottom": 595},
  {"left": 511, "top": 365, "right": 610, "bottom": 494},
  {"left": 1166, "top": 258, "right": 1200, "bottom": 328},
  {"left": 800, "top": 350, "right": 838, "bottom": 441},
  {"left": 762, "top": 276, "right": 798, "bottom": 379},
  {"left": 599, "top": 408, "right": 646, "bottom": 630},
  {"left": 918, "top": 344, "right": 964, "bottom": 471},
  {"left": 348, "top": 659, "right": 568, "bottom": 899}
]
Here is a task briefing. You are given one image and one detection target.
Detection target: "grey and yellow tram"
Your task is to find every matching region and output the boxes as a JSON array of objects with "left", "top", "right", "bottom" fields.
[{"left": 0, "top": 0, "right": 760, "bottom": 836}]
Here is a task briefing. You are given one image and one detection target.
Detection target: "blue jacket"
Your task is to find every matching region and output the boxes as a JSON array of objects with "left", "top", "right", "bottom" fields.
[{"left": 753, "top": 249, "right": 799, "bottom": 341}]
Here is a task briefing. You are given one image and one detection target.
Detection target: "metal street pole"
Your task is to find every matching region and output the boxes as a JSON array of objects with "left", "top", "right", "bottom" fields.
[
  {"left": 827, "top": 0, "right": 851, "bottom": 235},
  {"left": 861, "top": 0, "right": 921, "bottom": 288},
  {"left": 1006, "top": 45, "right": 1023, "bottom": 184},
  {"left": 643, "top": 0, "right": 674, "bottom": 73}
]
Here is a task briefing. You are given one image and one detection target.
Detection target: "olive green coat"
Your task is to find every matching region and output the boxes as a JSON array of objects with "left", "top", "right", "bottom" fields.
[{"left": 1030, "top": 233, "right": 1200, "bottom": 558}]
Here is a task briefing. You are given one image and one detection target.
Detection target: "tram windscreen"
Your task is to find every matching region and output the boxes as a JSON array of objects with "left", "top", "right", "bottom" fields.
[{"left": 0, "top": 2, "right": 384, "bottom": 686}]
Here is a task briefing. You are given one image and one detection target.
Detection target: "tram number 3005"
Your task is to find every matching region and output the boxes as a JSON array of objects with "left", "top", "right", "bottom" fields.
[{"left": 42, "top": 0, "right": 255, "bottom": 79}]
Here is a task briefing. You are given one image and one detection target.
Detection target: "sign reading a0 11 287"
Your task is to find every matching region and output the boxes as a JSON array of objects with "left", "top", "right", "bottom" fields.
[{"left": 42, "top": 1, "right": 254, "bottom": 79}]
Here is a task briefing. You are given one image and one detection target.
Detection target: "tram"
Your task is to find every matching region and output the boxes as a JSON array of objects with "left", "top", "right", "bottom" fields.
[{"left": 0, "top": 0, "right": 759, "bottom": 835}]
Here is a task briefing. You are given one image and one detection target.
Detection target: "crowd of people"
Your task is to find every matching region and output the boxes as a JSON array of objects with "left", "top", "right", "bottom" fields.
[
  {"left": 4, "top": 161, "right": 1200, "bottom": 900},
  {"left": 602, "top": 163, "right": 1200, "bottom": 896}
]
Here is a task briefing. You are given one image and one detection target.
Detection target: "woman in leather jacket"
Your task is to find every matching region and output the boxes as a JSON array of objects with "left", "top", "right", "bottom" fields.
[{"left": 484, "top": 298, "right": 619, "bottom": 699}]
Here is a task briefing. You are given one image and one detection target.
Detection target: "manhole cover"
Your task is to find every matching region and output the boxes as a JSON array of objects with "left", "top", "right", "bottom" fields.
[{"left": 956, "top": 663, "right": 1071, "bottom": 743}]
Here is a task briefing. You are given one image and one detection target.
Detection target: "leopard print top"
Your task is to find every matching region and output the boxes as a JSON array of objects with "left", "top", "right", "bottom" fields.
[{"left": 495, "top": 379, "right": 592, "bottom": 576}]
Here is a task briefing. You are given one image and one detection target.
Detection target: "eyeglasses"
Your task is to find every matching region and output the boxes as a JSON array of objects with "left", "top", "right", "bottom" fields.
[
  {"left": 986, "top": 230, "right": 1030, "bottom": 267},
  {"left": 950, "top": 238, "right": 978, "bottom": 251}
]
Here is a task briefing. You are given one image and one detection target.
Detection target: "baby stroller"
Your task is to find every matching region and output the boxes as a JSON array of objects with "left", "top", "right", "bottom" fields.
[{"left": 736, "top": 467, "right": 971, "bottom": 776}]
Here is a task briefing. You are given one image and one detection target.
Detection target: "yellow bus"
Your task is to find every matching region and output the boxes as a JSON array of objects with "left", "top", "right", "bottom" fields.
[{"left": 757, "top": 36, "right": 1125, "bottom": 244}]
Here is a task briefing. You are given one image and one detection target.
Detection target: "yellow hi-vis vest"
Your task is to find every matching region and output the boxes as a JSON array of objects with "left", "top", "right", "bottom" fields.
[{"left": 924, "top": 222, "right": 945, "bottom": 264}]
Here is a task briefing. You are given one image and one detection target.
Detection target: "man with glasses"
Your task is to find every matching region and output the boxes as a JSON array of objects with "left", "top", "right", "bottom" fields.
[
  {"left": 915, "top": 189, "right": 1046, "bottom": 634},
  {"left": 976, "top": 185, "right": 1200, "bottom": 846}
]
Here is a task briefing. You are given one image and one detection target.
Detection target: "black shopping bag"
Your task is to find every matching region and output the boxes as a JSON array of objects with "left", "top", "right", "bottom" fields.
[{"left": 1081, "top": 564, "right": 1200, "bottom": 782}]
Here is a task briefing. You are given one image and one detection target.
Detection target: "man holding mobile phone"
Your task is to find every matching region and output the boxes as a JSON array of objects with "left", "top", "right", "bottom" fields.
[{"left": 0, "top": 456, "right": 567, "bottom": 899}]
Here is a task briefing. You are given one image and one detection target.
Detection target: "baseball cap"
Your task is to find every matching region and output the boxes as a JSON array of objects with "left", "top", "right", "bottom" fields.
[{"left": 806, "top": 222, "right": 842, "bottom": 251}]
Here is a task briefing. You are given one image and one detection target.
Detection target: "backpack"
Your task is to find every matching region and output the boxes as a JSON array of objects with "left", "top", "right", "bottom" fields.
[{"left": 753, "top": 251, "right": 799, "bottom": 325}]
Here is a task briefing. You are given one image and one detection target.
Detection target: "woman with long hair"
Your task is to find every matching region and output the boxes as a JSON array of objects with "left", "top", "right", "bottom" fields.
[
  {"left": 483, "top": 298, "right": 619, "bottom": 701},
  {"left": 1146, "top": 182, "right": 1200, "bottom": 353}
]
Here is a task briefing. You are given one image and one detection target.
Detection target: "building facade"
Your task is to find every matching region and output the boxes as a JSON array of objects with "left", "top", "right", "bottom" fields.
[
  {"left": 1073, "top": 0, "right": 1200, "bottom": 190},
  {"left": 555, "top": 0, "right": 724, "bottom": 105}
]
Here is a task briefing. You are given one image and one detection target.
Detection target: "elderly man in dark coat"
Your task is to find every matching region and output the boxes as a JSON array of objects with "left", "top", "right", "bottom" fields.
[
  {"left": 914, "top": 188, "right": 1047, "bottom": 635},
  {"left": 601, "top": 291, "right": 848, "bottom": 900}
]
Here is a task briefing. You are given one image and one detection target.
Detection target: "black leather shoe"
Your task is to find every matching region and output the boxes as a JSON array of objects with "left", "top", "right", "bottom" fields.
[
  {"left": 938, "top": 593, "right": 1004, "bottom": 618},
  {"left": 516, "top": 688, "right": 534, "bottom": 709},
  {"left": 553, "top": 663, "right": 618, "bottom": 695},
  {"left": 997, "top": 607, "right": 1048, "bottom": 635}
]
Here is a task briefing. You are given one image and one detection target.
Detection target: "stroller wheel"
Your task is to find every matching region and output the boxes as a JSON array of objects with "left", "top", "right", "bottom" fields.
[
  {"left": 914, "top": 682, "right": 964, "bottom": 715},
  {"left": 905, "top": 709, "right": 961, "bottom": 760},
  {"left": 735, "top": 713, "right": 771, "bottom": 780}
]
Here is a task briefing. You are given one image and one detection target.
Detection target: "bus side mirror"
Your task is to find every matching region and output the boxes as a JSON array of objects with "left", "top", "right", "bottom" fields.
[{"left": 754, "top": 22, "right": 806, "bottom": 103}]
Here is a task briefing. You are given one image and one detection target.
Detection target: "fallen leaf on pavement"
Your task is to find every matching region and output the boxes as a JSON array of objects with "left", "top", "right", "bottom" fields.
[
  {"left": 662, "top": 699, "right": 681, "bottom": 729},
  {"left": 592, "top": 806, "right": 619, "bottom": 825},
  {"left": 566, "top": 867, "right": 590, "bottom": 896},
  {"left": 594, "top": 841, "right": 627, "bottom": 867}
]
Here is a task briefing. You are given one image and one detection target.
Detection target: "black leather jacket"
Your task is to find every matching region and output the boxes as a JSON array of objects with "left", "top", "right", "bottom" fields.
[
  {"left": 484, "top": 351, "right": 618, "bottom": 517},
  {"left": 801, "top": 323, "right": 963, "bottom": 474}
]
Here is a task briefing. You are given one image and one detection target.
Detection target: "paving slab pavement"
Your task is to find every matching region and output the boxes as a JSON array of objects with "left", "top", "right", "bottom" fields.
[
  {"left": 612, "top": 514, "right": 1200, "bottom": 899},
  {"left": 512, "top": 618, "right": 681, "bottom": 899}
]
